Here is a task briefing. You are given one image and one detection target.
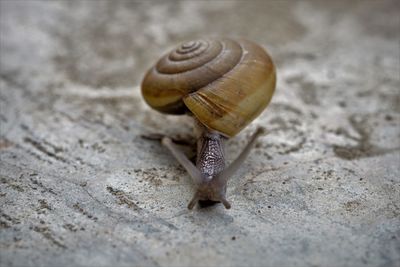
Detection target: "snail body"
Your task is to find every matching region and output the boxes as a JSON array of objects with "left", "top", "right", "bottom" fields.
[{"left": 141, "top": 38, "right": 276, "bottom": 209}]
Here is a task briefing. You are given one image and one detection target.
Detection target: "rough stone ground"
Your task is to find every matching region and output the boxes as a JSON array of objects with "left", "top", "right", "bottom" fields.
[{"left": 0, "top": 1, "right": 399, "bottom": 267}]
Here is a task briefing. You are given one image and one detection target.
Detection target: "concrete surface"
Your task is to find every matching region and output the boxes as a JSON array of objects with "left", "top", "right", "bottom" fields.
[{"left": 0, "top": 1, "right": 399, "bottom": 267}]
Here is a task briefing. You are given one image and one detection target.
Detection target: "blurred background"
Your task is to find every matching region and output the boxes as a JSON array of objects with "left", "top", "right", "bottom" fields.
[{"left": 1, "top": 1, "right": 399, "bottom": 267}]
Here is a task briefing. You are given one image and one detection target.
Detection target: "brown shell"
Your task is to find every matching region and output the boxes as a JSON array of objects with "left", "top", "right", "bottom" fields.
[{"left": 141, "top": 38, "right": 276, "bottom": 137}]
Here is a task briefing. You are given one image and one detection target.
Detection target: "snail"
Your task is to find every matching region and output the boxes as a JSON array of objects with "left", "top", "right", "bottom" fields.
[{"left": 141, "top": 38, "right": 276, "bottom": 209}]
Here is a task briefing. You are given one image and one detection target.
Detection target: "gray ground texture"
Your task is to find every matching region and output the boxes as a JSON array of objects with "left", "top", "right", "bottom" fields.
[{"left": 0, "top": 1, "right": 399, "bottom": 267}]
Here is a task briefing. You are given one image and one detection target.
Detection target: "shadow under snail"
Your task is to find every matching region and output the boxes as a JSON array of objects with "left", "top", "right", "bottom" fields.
[{"left": 141, "top": 38, "right": 276, "bottom": 209}]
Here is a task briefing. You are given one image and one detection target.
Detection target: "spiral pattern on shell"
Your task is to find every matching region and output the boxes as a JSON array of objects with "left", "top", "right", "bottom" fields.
[{"left": 141, "top": 38, "right": 276, "bottom": 137}]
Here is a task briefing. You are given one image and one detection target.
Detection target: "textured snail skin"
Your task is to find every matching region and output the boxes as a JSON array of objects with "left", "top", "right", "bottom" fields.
[{"left": 141, "top": 38, "right": 276, "bottom": 137}]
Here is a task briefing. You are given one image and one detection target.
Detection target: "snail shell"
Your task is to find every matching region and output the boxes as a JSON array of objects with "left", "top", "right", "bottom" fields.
[{"left": 141, "top": 38, "right": 276, "bottom": 137}]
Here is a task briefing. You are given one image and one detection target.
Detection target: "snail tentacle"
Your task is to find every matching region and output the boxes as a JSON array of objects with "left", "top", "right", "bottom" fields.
[
  {"left": 161, "top": 137, "right": 203, "bottom": 184},
  {"left": 216, "top": 127, "right": 266, "bottom": 185}
]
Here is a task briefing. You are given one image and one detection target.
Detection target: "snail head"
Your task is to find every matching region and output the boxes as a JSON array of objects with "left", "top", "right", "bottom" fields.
[{"left": 187, "top": 176, "right": 231, "bottom": 210}]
